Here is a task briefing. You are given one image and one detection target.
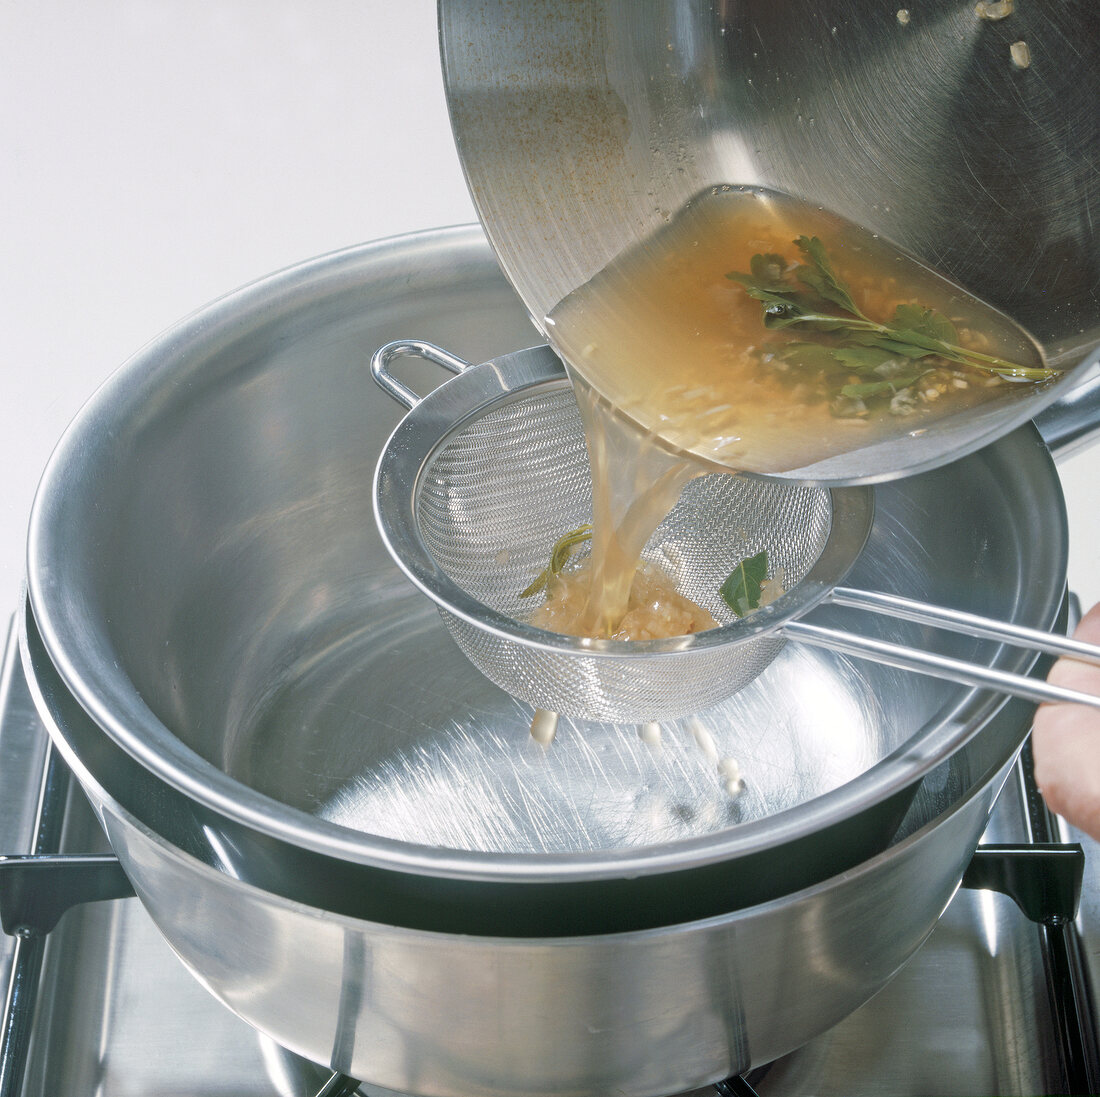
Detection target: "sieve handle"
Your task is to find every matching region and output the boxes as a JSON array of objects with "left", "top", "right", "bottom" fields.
[
  {"left": 782, "top": 587, "right": 1100, "bottom": 710},
  {"left": 370, "top": 340, "right": 471, "bottom": 409}
]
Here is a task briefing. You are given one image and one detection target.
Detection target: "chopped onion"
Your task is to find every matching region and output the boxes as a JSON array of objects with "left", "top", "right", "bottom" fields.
[
  {"left": 530, "top": 709, "right": 559, "bottom": 745},
  {"left": 976, "top": 0, "right": 1014, "bottom": 21}
]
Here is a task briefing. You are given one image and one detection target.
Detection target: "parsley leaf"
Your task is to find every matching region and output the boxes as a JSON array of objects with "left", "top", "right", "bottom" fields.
[
  {"left": 729, "top": 239, "right": 1056, "bottom": 393},
  {"left": 719, "top": 550, "right": 769, "bottom": 617},
  {"left": 792, "top": 235, "right": 867, "bottom": 318}
]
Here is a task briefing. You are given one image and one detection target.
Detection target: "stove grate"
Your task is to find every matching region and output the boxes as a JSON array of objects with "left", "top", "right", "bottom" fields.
[{"left": 1, "top": 743, "right": 1097, "bottom": 1097}]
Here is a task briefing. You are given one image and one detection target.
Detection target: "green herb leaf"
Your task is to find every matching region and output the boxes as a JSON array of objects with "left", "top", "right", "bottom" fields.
[
  {"left": 777, "top": 341, "right": 908, "bottom": 376},
  {"left": 793, "top": 235, "right": 867, "bottom": 318},
  {"left": 725, "top": 272, "right": 799, "bottom": 311},
  {"left": 520, "top": 523, "right": 592, "bottom": 598},
  {"left": 847, "top": 331, "right": 939, "bottom": 360},
  {"left": 777, "top": 341, "right": 848, "bottom": 370},
  {"left": 840, "top": 374, "right": 926, "bottom": 398},
  {"left": 893, "top": 303, "right": 958, "bottom": 344},
  {"left": 728, "top": 237, "right": 1058, "bottom": 401},
  {"left": 828, "top": 344, "right": 905, "bottom": 373},
  {"left": 762, "top": 306, "right": 853, "bottom": 333},
  {"left": 719, "top": 550, "right": 769, "bottom": 617}
]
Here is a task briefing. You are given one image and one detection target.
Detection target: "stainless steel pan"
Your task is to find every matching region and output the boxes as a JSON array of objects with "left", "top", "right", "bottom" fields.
[
  {"left": 18, "top": 225, "right": 1092, "bottom": 1093},
  {"left": 439, "top": 0, "right": 1100, "bottom": 484}
]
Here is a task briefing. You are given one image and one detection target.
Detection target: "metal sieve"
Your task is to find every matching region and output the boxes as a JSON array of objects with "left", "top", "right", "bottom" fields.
[{"left": 372, "top": 340, "right": 1100, "bottom": 723}]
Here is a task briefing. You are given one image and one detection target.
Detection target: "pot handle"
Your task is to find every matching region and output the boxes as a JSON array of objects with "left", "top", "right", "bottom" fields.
[
  {"left": 370, "top": 340, "right": 471, "bottom": 409},
  {"left": 1034, "top": 354, "right": 1100, "bottom": 460}
]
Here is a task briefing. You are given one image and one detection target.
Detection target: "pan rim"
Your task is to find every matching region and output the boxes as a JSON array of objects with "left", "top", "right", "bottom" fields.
[{"left": 23, "top": 224, "right": 1065, "bottom": 894}]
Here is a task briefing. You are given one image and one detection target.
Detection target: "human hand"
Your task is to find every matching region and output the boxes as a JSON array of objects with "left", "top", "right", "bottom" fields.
[{"left": 1032, "top": 601, "right": 1100, "bottom": 842}]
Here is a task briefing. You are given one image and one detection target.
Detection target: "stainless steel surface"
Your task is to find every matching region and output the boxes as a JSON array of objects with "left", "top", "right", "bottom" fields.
[
  {"left": 370, "top": 339, "right": 472, "bottom": 410},
  {"left": 0, "top": 633, "right": 1083, "bottom": 1096},
  {"left": 786, "top": 586, "right": 1100, "bottom": 708},
  {"left": 0, "top": 616, "right": 50, "bottom": 1076},
  {"left": 439, "top": 0, "right": 1100, "bottom": 483},
  {"left": 0, "top": 621, "right": 48, "bottom": 1000},
  {"left": 0, "top": 620, "right": 48, "bottom": 865},
  {"left": 19, "top": 627, "right": 1029, "bottom": 1095},
  {"left": 1034, "top": 367, "right": 1100, "bottom": 460},
  {"left": 14, "top": 223, "right": 1076, "bottom": 1092},
  {"left": 23, "top": 225, "right": 1064, "bottom": 885}
]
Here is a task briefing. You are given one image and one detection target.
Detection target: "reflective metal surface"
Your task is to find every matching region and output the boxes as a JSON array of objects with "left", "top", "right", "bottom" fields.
[
  {"left": 0, "top": 619, "right": 48, "bottom": 1000},
  {"left": 23, "top": 225, "right": 1067, "bottom": 916},
  {"left": 440, "top": 0, "right": 1100, "bottom": 482},
  {"left": 15, "top": 223, "right": 1081, "bottom": 1092},
  {"left": 0, "top": 640, "right": 1081, "bottom": 1096},
  {"left": 21, "top": 636, "right": 1028, "bottom": 1094}
]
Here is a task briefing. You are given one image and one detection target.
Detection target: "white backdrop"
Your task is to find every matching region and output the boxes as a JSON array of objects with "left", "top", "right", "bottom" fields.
[
  {"left": 0, "top": 2, "right": 476, "bottom": 610},
  {"left": 1, "top": 1, "right": 1097, "bottom": 618}
]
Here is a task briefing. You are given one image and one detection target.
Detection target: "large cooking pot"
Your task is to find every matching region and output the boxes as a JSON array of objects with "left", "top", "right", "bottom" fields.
[
  {"left": 17, "top": 225, "right": 1089, "bottom": 1094},
  {"left": 439, "top": 0, "right": 1100, "bottom": 483},
  {"left": 23, "top": 609, "right": 1024, "bottom": 1095}
]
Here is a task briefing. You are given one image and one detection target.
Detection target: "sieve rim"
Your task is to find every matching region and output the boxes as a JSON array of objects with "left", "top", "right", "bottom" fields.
[{"left": 374, "top": 344, "right": 875, "bottom": 659}]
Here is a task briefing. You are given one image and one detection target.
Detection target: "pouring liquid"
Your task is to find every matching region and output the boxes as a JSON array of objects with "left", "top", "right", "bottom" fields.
[
  {"left": 529, "top": 378, "right": 711, "bottom": 639},
  {"left": 529, "top": 186, "right": 1049, "bottom": 646}
]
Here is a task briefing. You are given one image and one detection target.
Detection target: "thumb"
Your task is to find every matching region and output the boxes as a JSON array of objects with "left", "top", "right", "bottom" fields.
[{"left": 1032, "top": 601, "right": 1100, "bottom": 840}]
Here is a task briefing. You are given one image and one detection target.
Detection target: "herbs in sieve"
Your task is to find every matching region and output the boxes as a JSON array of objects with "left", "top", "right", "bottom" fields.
[
  {"left": 719, "top": 550, "right": 769, "bottom": 617},
  {"left": 523, "top": 528, "right": 780, "bottom": 615},
  {"left": 519, "top": 524, "right": 592, "bottom": 599}
]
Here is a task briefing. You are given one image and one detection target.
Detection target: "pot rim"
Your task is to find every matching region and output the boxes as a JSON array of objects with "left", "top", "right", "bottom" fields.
[{"left": 23, "top": 224, "right": 1065, "bottom": 891}]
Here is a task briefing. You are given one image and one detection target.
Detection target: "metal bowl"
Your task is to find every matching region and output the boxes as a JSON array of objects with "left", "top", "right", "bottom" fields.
[{"left": 19, "top": 225, "right": 1067, "bottom": 1092}]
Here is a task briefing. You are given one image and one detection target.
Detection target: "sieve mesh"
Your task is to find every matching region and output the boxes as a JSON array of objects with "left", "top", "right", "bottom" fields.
[{"left": 411, "top": 382, "right": 835, "bottom": 722}]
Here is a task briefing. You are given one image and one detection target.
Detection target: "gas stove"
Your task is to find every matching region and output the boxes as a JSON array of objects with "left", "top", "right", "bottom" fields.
[{"left": 1, "top": 613, "right": 1097, "bottom": 1097}]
